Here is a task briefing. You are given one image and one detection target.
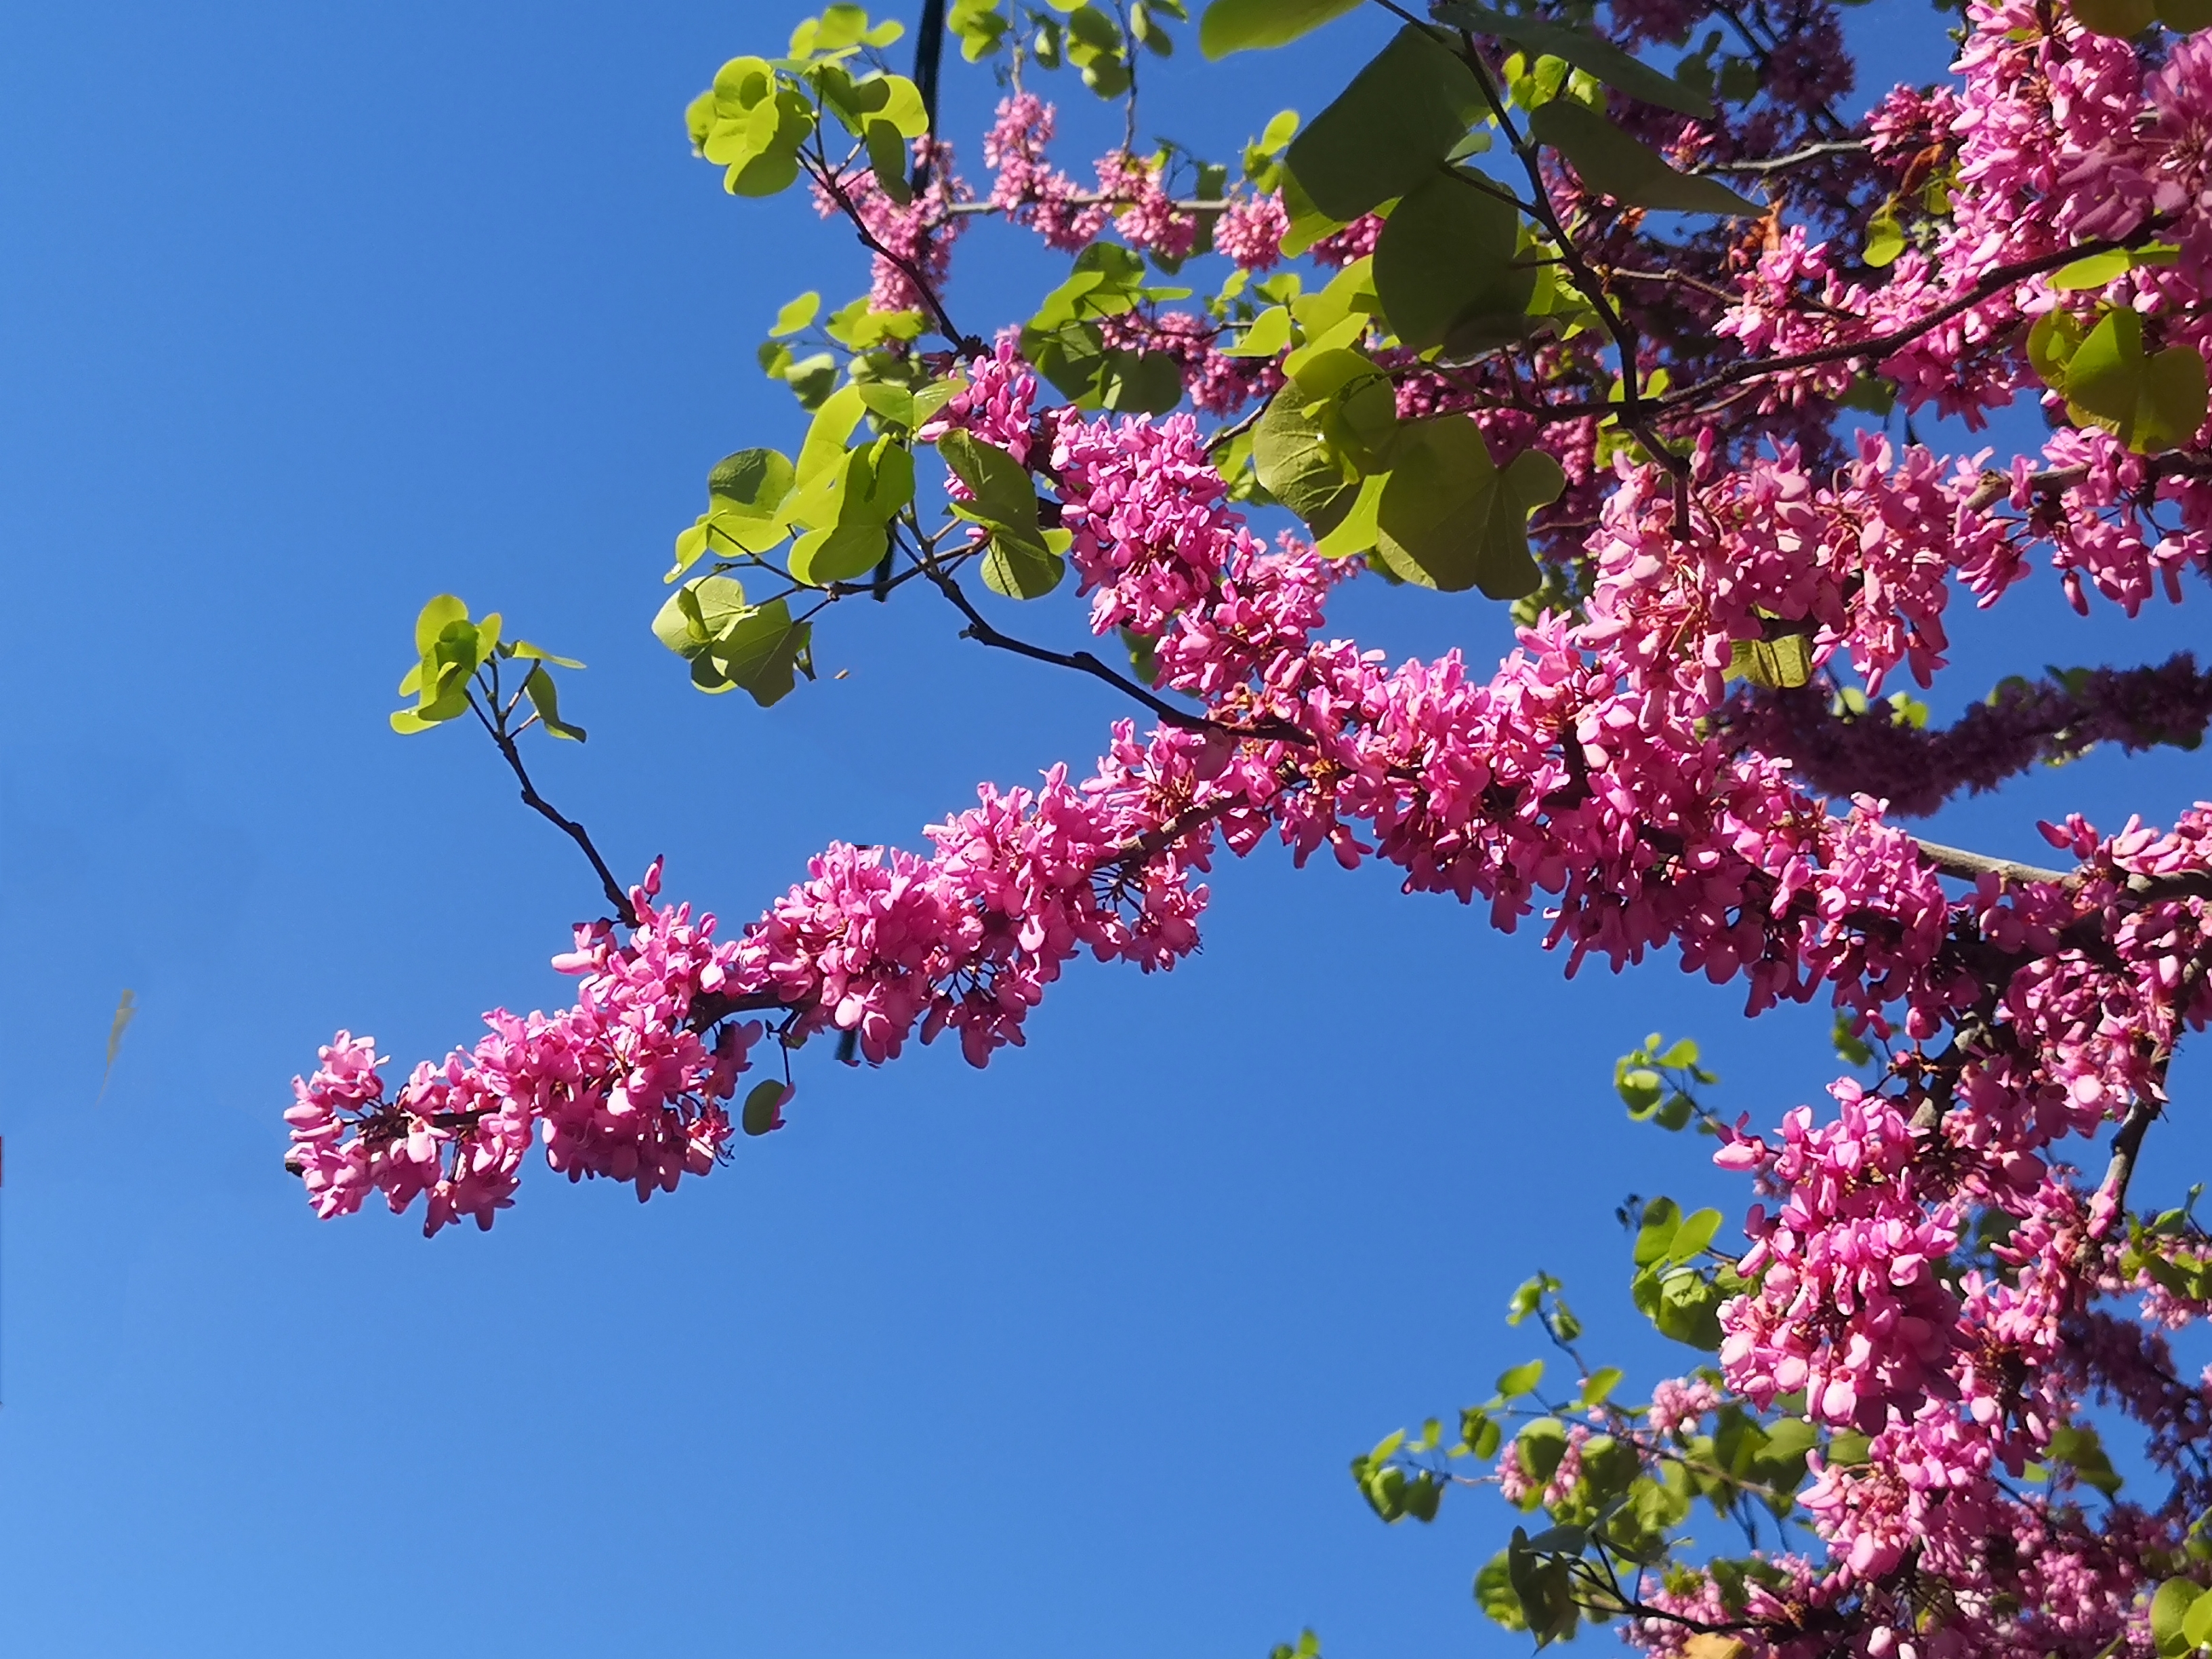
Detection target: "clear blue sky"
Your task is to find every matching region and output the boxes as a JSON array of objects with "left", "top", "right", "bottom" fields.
[{"left": 2, "top": 2, "right": 2207, "bottom": 1654}]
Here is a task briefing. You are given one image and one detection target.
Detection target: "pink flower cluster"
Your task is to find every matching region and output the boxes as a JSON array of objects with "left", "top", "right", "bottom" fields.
[
  {"left": 813, "top": 137, "right": 969, "bottom": 313},
  {"left": 286, "top": 862, "right": 759, "bottom": 1235}
]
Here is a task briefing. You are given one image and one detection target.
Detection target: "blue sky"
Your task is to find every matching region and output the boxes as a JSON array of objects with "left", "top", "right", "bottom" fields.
[{"left": 2, "top": 1, "right": 2207, "bottom": 1654}]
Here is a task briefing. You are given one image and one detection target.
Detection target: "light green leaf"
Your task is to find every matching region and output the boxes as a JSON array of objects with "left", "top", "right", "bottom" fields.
[
  {"left": 1225, "top": 304, "right": 1294, "bottom": 359},
  {"left": 797, "top": 382, "right": 871, "bottom": 482},
  {"left": 1580, "top": 1368, "right": 1624, "bottom": 1406},
  {"left": 2185, "top": 1583, "right": 2212, "bottom": 1652},
  {"left": 1633, "top": 1197, "right": 1681, "bottom": 1267},
  {"left": 653, "top": 575, "right": 752, "bottom": 655},
  {"left": 413, "top": 594, "right": 471, "bottom": 657},
  {"left": 710, "top": 447, "right": 798, "bottom": 518},
  {"left": 1375, "top": 419, "right": 1558, "bottom": 596},
  {"left": 1667, "top": 1208, "right": 1723, "bottom": 1263},
  {"left": 1495, "top": 1359, "right": 1545, "bottom": 1398},
  {"left": 865, "top": 119, "right": 912, "bottom": 203},
  {"left": 1313, "top": 469, "right": 1386, "bottom": 558},
  {"left": 2050, "top": 249, "right": 2132, "bottom": 291},
  {"left": 506, "top": 639, "right": 586, "bottom": 670},
  {"left": 1199, "top": 0, "right": 1361, "bottom": 56},
  {"left": 1727, "top": 631, "right": 1815, "bottom": 689},
  {"left": 2153, "top": 1579, "right": 2203, "bottom": 1659},
  {"left": 2066, "top": 308, "right": 2212, "bottom": 453},
  {"left": 522, "top": 663, "right": 586, "bottom": 741},
  {"left": 1527, "top": 99, "right": 1761, "bottom": 215},
  {"left": 770, "top": 292, "right": 822, "bottom": 336},
  {"left": 789, "top": 520, "right": 889, "bottom": 584},
  {"left": 1434, "top": 3, "right": 1714, "bottom": 117},
  {"left": 1284, "top": 26, "right": 1486, "bottom": 222},
  {"left": 1252, "top": 388, "right": 1359, "bottom": 534},
  {"left": 707, "top": 599, "right": 814, "bottom": 705}
]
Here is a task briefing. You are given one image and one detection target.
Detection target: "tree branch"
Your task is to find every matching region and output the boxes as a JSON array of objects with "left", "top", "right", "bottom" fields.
[
  {"left": 916, "top": 555, "right": 1310, "bottom": 745},
  {"left": 470, "top": 691, "right": 638, "bottom": 929}
]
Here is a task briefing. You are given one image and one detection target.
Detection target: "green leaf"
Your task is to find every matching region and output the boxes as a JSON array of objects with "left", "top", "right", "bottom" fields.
[
  {"left": 1633, "top": 1197, "right": 1681, "bottom": 1267},
  {"left": 1375, "top": 419, "right": 1559, "bottom": 596},
  {"left": 938, "top": 429, "right": 1067, "bottom": 598},
  {"left": 2050, "top": 249, "right": 2133, "bottom": 291},
  {"left": 2154, "top": 1579, "right": 2203, "bottom": 1658},
  {"left": 1226, "top": 304, "right": 1294, "bottom": 358},
  {"left": 1727, "top": 632, "right": 1815, "bottom": 689},
  {"left": 708, "top": 598, "right": 814, "bottom": 705},
  {"left": 2162, "top": 0, "right": 2212, "bottom": 28},
  {"left": 710, "top": 447, "right": 798, "bottom": 519},
  {"left": 790, "top": 520, "right": 890, "bottom": 585},
  {"left": 1284, "top": 26, "right": 1486, "bottom": 222},
  {"left": 770, "top": 291, "right": 822, "bottom": 335},
  {"left": 1667, "top": 1208, "right": 1723, "bottom": 1262},
  {"left": 1253, "top": 388, "right": 1360, "bottom": 534},
  {"left": 865, "top": 119, "right": 912, "bottom": 203},
  {"left": 2065, "top": 308, "right": 2212, "bottom": 453},
  {"left": 1496, "top": 1359, "right": 1545, "bottom": 1398},
  {"left": 413, "top": 594, "right": 471, "bottom": 657},
  {"left": 1579, "top": 1367, "right": 1624, "bottom": 1406},
  {"left": 1473, "top": 1552, "right": 1530, "bottom": 1631},
  {"left": 654, "top": 574, "right": 751, "bottom": 655},
  {"left": 506, "top": 639, "right": 585, "bottom": 670},
  {"left": 1097, "top": 350, "right": 1184, "bottom": 414},
  {"left": 2073, "top": 0, "right": 2158, "bottom": 33},
  {"left": 1372, "top": 171, "right": 1533, "bottom": 352},
  {"left": 796, "top": 382, "right": 871, "bottom": 482},
  {"left": 981, "top": 528, "right": 1069, "bottom": 599},
  {"left": 2028, "top": 308, "right": 2086, "bottom": 390},
  {"left": 1862, "top": 205, "right": 1905, "bottom": 268},
  {"left": 1526, "top": 100, "right": 1761, "bottom": 215},
  {"left": 1461, "top": 1408, "right": 1502, "bottom": 1458},
  {"left": 2185, "top": 1583, "right": 2212, "bottom": 1652},
  {"left": 1513, "top": 1418, "right": 1568, "bottom": 1487},
  {"left": 1199, "top": 0, "right": 1360, "bottom": 56},
  {"left": 1312, "top": 469, "right": 1386, "bottom": 558},
  {"left": 521, "top": 663, "right": 586, "bottom": 741},
  {"left": 742, "top": 1079, "right": 788, "bottom": 1135},
  {"left": 1433, "top": 3, "right": 1714, "bottom": 117}
]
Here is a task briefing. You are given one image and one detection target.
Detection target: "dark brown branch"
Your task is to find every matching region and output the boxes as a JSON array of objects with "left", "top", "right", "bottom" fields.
[
  {"left": 2102, "top": 948, "right": 2212, "bottom": 1221},
  {"left": 916, "top": 556, "right": 1309, "bottom": 745},
  {"left": 470, "top": 693, "right": 638, "bottom": 929},
  {"left": 805, "top": 155, "right": 984, "bottom": 356}
]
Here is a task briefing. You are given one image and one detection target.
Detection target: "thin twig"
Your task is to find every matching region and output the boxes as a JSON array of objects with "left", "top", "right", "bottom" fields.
[
  {"left": 918, "top": 556, "right": 1310, "bottom": 745},
  {"left": 1695, "top": 138, "right": 1870, "bottom": 176},
  {"left": 468, "top": 689, "right": 638, "bottom": 928}
]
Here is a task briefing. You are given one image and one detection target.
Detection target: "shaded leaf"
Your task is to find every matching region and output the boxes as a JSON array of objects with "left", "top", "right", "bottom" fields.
[{"left": 1528, "top": 99, "right": 1761, "bottom": 215}]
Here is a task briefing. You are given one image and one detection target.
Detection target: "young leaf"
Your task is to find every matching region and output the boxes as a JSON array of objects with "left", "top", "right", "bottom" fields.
[
  {"left": 1496, "top": 1359, "right": 1545, "bottom": 1397},
  {"left": 520, "top": 663, "right": 586, "bottom": 741},
  {"left": 769, "top": 291, "right": 822, "bottom": 335}
]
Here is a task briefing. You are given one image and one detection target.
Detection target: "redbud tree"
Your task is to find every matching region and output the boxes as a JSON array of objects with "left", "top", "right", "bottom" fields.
[{"left": 285, "top": 0, "right": 2212, "bottom": 1652}]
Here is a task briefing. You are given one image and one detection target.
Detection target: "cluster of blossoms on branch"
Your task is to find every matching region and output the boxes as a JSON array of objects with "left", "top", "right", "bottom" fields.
[{"left": 299, "top": 0, "right": 2212, "bottom": 1652}]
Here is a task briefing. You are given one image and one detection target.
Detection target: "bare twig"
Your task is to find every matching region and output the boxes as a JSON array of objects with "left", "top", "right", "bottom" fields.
[{"left": 468, "top": 689, "right": 638, "bottom": 928}]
